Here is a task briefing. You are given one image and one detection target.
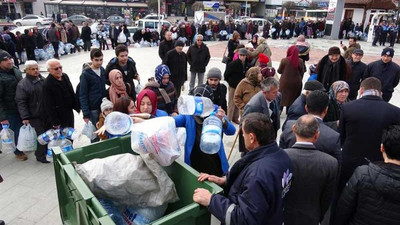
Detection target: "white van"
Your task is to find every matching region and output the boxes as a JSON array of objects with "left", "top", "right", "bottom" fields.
[{"left": 135, "top": 19, "right": 171, "bottom": 31}]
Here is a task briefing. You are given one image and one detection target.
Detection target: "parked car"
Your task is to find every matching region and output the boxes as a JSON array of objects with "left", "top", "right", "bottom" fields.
[
  {"left": 62, "top": 15, "right": 93, "bottom": 25},
  {"left": 127, "top": 26, "right": 140, "bottom": 45},
  {"left": 135, "top": 19, "right": 171, "bottom": 31},
  {"left": 13, "top": 15, "right": 52, "bottom": 26},
  {"left": 0, "top": 23, "right": 17, "bottom": 33},
  {"left": 143, "top": 14, "right": 165, "bottom": 20},
  {"left": 106, "top": 15, "right": 125, "bottom": 24}
]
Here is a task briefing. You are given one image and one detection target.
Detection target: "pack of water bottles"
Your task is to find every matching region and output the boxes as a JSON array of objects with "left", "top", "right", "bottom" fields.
[
  {"left": 46, "top": 136, "right": 73, "bottom": 162},
  {"left": 0, "top": 124, "right": 16, "bottom": 153},
  {"left": 44, "top": 44, "right": 55, "bottom": 58},
  {"left": 64, "top": 43, "right": 74, "bottom": 54},
  {"left": 38, "top": 127, "right": 79, "bottom": 162},
  {"left": 131, "top": 117, "right": 180, "bottom": 167},
  {"left": 58, "top": 42, "right": 66, "bottom": 55},
  {"left": 91, "top": 39, "right": 100, "bottom": 48},
  {"left": 34, "top": 49, "right": 48, "bottom": 61},
  {"left": 82, "top": 121, "right": 97, "bottom": 140},
  {"left": 76, "top": 39, "right": 84, "bottom": 47}
]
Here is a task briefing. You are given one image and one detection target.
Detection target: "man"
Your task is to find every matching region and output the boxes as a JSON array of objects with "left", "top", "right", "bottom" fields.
[
  {"left": 0, "top": 50, "right": 27, "bottom": 160},
  {"left": 163, "top": 40, "right": 187, "bottom": 98},
  {"left": 224, "top": 48, "right": 249, "bottom": 124},
  {"left": 69, "top": 20, "right": 80, "bottom": 53},
  {"left": 109, "top": 23, "right": 119, "bottom": 49},
  {"left": 346, "top": 49, "right": 367, "bottom": 100},
  {"left": 362, "top": 47, "right": 400, "bottom": 102},
  {"left": 105, "top": 44, "right": 139, "bottom": 100},
  {"left": 389, "top": 22, "right": 398, "bottom": 48},
  {"left": 15, "top": 61, "right": 47, "bottom": 163},
  {"left": 158, "top": 31, "right": 175, "bottom": 61},
  {"left": 338, "top": 77, "right": 400, "bottom": 193},
  {"left": 316, "top": 46, "right": 351, "bottom": 91},
  {"left": 284, "top": 80, "right": 325, "bottom": 127},
  {"left": 334, "top": 125, "right": 400, "bottom": 225},
  {"left": 284, "top": 115, "right": 338, "bottom": 225},
  {"left": 81, "top": 22, "right": 92, "bottom": 52},
  {"left": 280, "top": 90, "right": 341, "bottom": 162},
  {"left": 193, "top": 113, "right": 292, "bottom": 225},
  {"left": 205, "top": 67, "right": 227, "bottom": 112},
  {"left": 3, "top": 26, "right": 16, "bottom": 44},
  {"left": 47, "top": 23, "right": 60, "bottom": 59},
  {"left": 341, "top": 37, "right": 361, "bottom": 60},
  {"left": 79, "top": 48, "right": 106, "bottom": 127},
  {"left": 372, "top": 22, "right": 382, "bottom": 46},
  {"left": 33, "top": 27, "right": 45, "bottom": 50},
  {"left": 186, "top": 34, "right": 211, "bottom": 92},
  {"left": 42, "top": 59, "right": 79, "bottom": 129}
]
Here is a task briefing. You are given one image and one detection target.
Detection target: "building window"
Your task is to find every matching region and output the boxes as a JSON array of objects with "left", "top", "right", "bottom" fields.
[{"left": 24, "top": 2, "right": 33, "bottom": 15}]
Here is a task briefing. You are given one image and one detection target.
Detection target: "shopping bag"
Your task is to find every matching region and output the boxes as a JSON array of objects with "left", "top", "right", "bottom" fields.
[
  {"left": 117, "top": 32, "right": 127, "bottom": 44},
  {"left": 17, "top": 124, "right": 37, "bottom": 152},
  {"left": 82, "top": 121, "right": 97, "bottom": 140}
]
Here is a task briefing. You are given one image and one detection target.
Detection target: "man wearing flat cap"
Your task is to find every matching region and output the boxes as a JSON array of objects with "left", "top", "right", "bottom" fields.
[
  {"left": 163, "top": 40, "right": 187, "bottom": 98},
  {"left": 346, "top": 49, "right": 367, "bottom": 100},
  {"left": 363, "top": 47, "right": 400, "bottom": 102},
  {"left": 316, "top": 46, "right": 352, "bottom": 91}
]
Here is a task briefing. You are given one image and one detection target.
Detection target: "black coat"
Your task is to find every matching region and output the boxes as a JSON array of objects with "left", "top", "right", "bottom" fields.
[
  {"left": 283, "top": 94, "right": 306, "bottom": 130},
  {"left": 338, "top": 95, "right": 400, "bottom": 192},
  {"left": 109, "top": 27, "right": 119, "bottom": 40},
  {"left": 35, "top": 32, "right": 45, "bottom": 49},
  {"left": 163, "top": 49, "right": 187, "bottom": 88},
  {"left": 316, "top": 55, "right": 352, "bottom": 91},
  {"left": 186, "top": 43, "right": 210, "bottom": 73},
  {"left": 224, "top": 59, "right": 248, "bottom": 88},
  {"left": 158, "top": 39, "right": 175, "bottom": 61},
  {"left": 81, "top": 26, "right": 92, "bottom": 41},
  {"left": 280, "top": 118, "right": 341, "bottom": 163},
  {"left": 15, "top": 74, "right": 45, "bottom": 120},
  {"left": 42, "top": 73, "right": 78, "bottom": 128},
  {"left": 334, "top": 162, "right": 400, "bottom": 225},
  {"left": 284, "top": 143, "right": 338, "bottom": 225},
  {"left": 346, "top": 59, "right": 367, "bottom": 100},
  {"left": 105, "top": 57, "right": 138, "bottom": 101},
  {"left": 207, "top": 82, "right": 227, "bottom": 112}
]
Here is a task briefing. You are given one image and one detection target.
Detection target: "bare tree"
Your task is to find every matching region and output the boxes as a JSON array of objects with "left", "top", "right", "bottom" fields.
[
  {"left": 229, "top": 3, "right": 242, "bottom": 17},
  {"left": 191, "top": 2, "right": 204, "bottom": 11},
  {"left": 146, "top": 0, "right": 159, "bottom": 13},
  {"left": 283, "top": 1, "right": 297, "bottom": 11},
  {"left": 308, "top": 2, "right": 321, "bottom": 10}
]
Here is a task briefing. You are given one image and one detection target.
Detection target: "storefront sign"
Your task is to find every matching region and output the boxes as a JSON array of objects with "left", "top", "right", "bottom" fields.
[
  {"left": 326, "top": 0, "right": 337, "bottom": 22},
  {"left": 203, "top": 1, "right": 220, "bottom": 9}
]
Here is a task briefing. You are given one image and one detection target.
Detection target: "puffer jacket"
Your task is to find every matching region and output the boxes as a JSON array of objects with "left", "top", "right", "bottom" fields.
[
  {"left": 334, "top": 162, "right": 400, "bottom": 225},
  {"left": 15, "top": 74, "right": 45, "bottom": 120},
  {"left": 0, "top": 67, "right": 22, "bottom": 120}
]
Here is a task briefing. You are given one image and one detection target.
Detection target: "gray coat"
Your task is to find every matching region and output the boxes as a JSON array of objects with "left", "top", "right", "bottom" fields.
[
  {"left": 15, "top": 74, "right": 45, "bottom": 120},
  {"left": 279, "top": 118, "right": 341, "bottom": 163},
  {"left": 284, "top": 143, "right": 338, "bottom": 225}
]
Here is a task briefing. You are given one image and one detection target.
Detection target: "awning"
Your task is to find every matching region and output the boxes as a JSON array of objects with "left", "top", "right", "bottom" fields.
[
  {"left": 83, "top": 1, "right": 105, "bottom": 6},
  {"left": 60, "top": 1, "right": 83, "bottom": 5},
  {"left": 126, "top": 2, "right": 147, "bottom": 8},
  {"left": 105, "top": 2, "right": 128, "bottom": 7}
]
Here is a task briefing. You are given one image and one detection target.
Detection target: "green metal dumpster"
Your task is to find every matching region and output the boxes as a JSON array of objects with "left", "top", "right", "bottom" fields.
[{"left": 52, "top": 135, "right": 223, "bottom": 225}]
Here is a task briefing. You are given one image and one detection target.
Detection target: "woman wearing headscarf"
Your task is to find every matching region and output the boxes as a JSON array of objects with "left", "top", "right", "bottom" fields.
[
  {"left": 234, "top": 67, "right": 262, "bottom": 116},
  {"left": 324, "top": 81, "right": 350, "bottom": 122},
  {"left": 107, "top": 69, "right": 132, "bottom": 104},
  {"left": 174, "top": 85, "right": 236, "bottom": 176},
  {"left": 144, "top": 64, "right": 177, "bottom": 115},
  {"left": 135, "top": 89, "right": 168, "bottom": 118},
  {"left": 295, "top": 35, "right": 310, "bottom": 73},
  {"left": 278, "top": 45, "right": 304, "bottom": 110},
  {"left": 248, "top": 37, "right": 272, "bottom": 67}
]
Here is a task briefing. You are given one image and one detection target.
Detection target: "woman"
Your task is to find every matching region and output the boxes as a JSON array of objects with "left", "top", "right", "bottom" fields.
[
  {"left": 232, "top": 44, "right": 245, "bottom": 61},
  {"left": 107, "top": 69, "right": 132, "bottom": 104},
  {"left": 248, "top": 37, "right": 272, "bottom": 67},
  {"left": 226, "top": 31, "right": 240, "bottom": 65},
  {"left": 278, "top": 46, "right": 304, "bottom": 110},
  {"left": 295, "top": 35, "right": 310, "bottom": 67},
  {"left": 144, "top": 64, "right": 177, "bottom": 115},
  {"left": 113, "top": 96, "right": 135, "bottom": 114},
  {"left": 136, "top": 89, "right": 168, "bottom": 118},
  {"left": 324, "top": 81, "right": 350, "bottom": 122},
  {"left": 234, "top": 67, "right": 262, "bottom": 116},
  {"left": 174, "top": 85, "right": 236, "bottom": 177},
  {"left": 249, "top": 34, "right": 258, "bottom": 49}
]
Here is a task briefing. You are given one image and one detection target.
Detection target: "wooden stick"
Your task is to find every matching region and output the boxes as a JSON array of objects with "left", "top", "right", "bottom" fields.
[{"left": 228, "top": 131, "right": 240, "bottom": 161}]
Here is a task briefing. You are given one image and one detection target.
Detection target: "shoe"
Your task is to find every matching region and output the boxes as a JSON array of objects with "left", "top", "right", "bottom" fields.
[
  {"left": 0, "top": 219, "right": 5, "bottom": 225},
  {"left": 36, "top": 158, "right": 50, "bottom": 164},
  {"left": 232, "top": 119, "right": 240, "bottom": 125},
  {"left": 0, "top": 150, "right": 2, "bottom": 154},
  {"left": 15, "top": 153, "right": 28, "bottom": 161}
]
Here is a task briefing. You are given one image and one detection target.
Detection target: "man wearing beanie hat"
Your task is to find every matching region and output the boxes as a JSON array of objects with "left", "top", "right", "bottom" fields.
[
  {"left": 316, "top": 46, "right": 352, "bottom": 90},
  {"left": 205, "top": 67, "right": 227, "bottom": 112},
  {"left": 187, "top": 34, "right": 211, "bottom": 92},
  {"left": 0, "top": 49, "right": 28, "bottom": 161},
  {"left": 363, "top": 47, "right": 400, "bottom": 102},
  {"left": 163, "top": 39, "right": 187, "bottom": 98}
]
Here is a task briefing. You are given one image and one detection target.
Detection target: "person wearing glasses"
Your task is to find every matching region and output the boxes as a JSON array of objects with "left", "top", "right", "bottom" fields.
[
  {"left": 0, "top": 50, "right": 27, "bottom": 161},
  {"left": 186, "top": 34, "right": 211, "bottom": 92},
  {"left": 42, "top": 59, "right": 79, "bottom": 130}
]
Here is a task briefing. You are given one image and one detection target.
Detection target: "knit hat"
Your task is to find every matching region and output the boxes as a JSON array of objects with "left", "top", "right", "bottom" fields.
[
  {"left": 0, "top": 49, "right": 11, "bottom": 61},
  {"left": 304, "top": 80, "right": 325, "bottom": 91},
  {"left": 382, "top": 47, "right": 394, "bottom": 57},
  {"left": 100, "top": 97, "right": 114, "bottom": 113},
  {"left": 206, "top": 67, "right": 222, "bottom": 80},
  {"left": 154, "top": 64, "right": 171, "bottom": 84},
  {"left": 328, "top": 46, "right": 341, "bottom": 55},
  {"left": 238, "top": 48, "right": 248, "bottom": 55},
  {"left": 175, "top": 40, "right": 184, "bottom": 47},
  {"left": 309, "top": 64, "right": 317, "bottom": 74},
  {"left": 353, "top": 49, "right": 364, "bottom": 55},
  {"left": 258, "top": 53, "right": 269, "bottom": 66},
  {"left": 190, "top": 84, "right": 214, "bottom": 101}
]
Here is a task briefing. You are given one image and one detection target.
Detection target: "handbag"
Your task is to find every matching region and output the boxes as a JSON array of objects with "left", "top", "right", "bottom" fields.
[{"left": 222, "top": 45, "right": 229, "bottom": 64}]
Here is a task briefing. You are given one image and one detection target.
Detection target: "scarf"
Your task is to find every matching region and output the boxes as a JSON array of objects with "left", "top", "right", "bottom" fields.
[
  {"left": 136, "top": 89, "right": 158, "bottom": 115},
  {"left": 287, "top": 45, "right": 299, "bottom": 68},
  {"left": 361, "top": 89, "right": 382, "bottom": 98},
  {"left": 109, "top": 69, "right": 128, "bottom": 104},
  {"left": 329, "top": 80, "right": 349, "bottom": 104}
]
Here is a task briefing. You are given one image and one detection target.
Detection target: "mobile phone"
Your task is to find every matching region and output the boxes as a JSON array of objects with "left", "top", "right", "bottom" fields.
[{"left": 340, "top": 41, "right": 343, "bottom": 44}]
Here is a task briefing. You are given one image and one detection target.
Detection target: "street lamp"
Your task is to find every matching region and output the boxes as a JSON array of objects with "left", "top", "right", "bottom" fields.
[{"left": 158, "top": 0, "right": 161, "bottom": 33}]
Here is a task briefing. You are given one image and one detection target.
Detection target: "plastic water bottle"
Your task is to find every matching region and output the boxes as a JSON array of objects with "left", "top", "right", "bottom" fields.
[
  {"left": 177, "top": 95, "right": 218, "bottom": 117},
  {"left": 62, "top": 127, "right": 80, "bottom": 140},
  {"left": 104, "top": 112, "right": 133, "bottom": 136},
  {"left": 38, "top": 129, "right": 59, "bottom": 145},
  {"left": 60, "top": 136, "right": 73, "bottom": 153},
  {"left": 122, "top": 204, "right": 167, "bottom": 225},
  {"left": 0, "top": 124, "right": 15, "bottom": 153},
  {"left": 200, "top": 114, "right": 222, "bottom": 154},
  {"left": 98, "top": 198, "right": 125, "bottom": 225},
  {"left": 46, "top": 139, "right": 59, "bottom": 162}
]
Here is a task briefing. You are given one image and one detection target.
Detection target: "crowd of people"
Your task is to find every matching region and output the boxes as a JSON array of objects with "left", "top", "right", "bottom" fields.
[{"left": 1, "top": 18, "right": 400, "bottom": 225}]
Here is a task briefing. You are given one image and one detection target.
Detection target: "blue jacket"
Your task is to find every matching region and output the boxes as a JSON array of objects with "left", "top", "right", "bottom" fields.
[
  {"left": 174, "top": 115, "right": 236, "bottom": 173},
  {"left": 79, "top": 67, "right": 106, "bottom": 118},
  {"left": 208, "top": 142, "right": 292, "bottom": 225}
]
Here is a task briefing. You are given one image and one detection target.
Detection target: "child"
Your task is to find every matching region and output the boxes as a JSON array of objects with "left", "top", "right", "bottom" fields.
[
  {"left": 308, "top": 64, "right": 318, "bottom": 81},
  {"left": 96, "top": 98, "right": 113, "bottom": 140}
]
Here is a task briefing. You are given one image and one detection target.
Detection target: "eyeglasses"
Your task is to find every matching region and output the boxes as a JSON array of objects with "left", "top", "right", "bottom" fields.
[
  {"left": 51, "top": 66, "right": 62, "bottom": 71},
  {"left": 196, "top": 39, "right": 203, "bottom": 42}
]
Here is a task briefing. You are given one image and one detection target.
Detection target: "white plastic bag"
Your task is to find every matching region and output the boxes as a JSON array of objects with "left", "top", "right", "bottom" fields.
[
  {"left": 117, "top": 32, "right": 127, "bottom": 44},
  {"left": 73, "top": 134, "right": 91, "bottom": 149},
  {"left": 131, "top": 117, "right": 180, "bottom": 166},
  {"left": 1, "top": 124, "right": 15, "bottom": 153},
  {"left": 82, "top": 121, "right": 97, "bottom": 140},
  {"left": 17, "top": 124, "right": 37, "bottom": 152},
  {"left": 176, "top": 128, "right": 186, "bottom": 147}
]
